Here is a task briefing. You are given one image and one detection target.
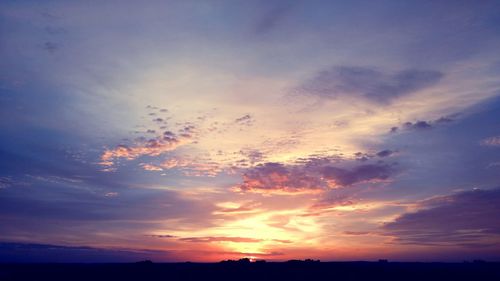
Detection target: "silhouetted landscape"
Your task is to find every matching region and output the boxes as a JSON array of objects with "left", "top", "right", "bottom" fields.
[{"left": 1, "top": 259, "right": 500, "bottom": 281}]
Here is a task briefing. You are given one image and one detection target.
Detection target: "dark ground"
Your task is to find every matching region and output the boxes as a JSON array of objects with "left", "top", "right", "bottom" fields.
[{"left": 1, "top": 261, "right": 500, "bottom": 281}]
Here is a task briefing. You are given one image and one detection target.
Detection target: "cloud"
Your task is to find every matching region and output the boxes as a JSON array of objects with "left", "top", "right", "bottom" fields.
[
  {"left": 179, "top": 236, "right": 262, "bottom": 243},
  {"left": 160, "top": 158, "right": 189, "bottom": 169},
  {"left": 343, "top": 231, "right": 371, "bottom": 236},
  {"left": 382, "top": 188, "right": 500, "bottom": 247},
  {"left": 0, "top": 175, "right": 217, "bottom": 239},
  {"left": 0, "top": 177, "right": 13, "bottom": 189},
  {"left": 214, "top": 201, "right": 261, "bottom": 214},
  {"left": 376, "top": 150, "right": 394, "bottom": 158},
  {"left": 181, "top": 161, "right": 222, "bottom": 177},
  {"left": 0, "top": 242, "right": 169, "bottom": 263},
  {"left": 140, "top": 163, "right": 163, "bottom": 171},
  {"left": 403, "top": 121, "right": 432, "bottom": 130},
  {"left": 354, "top": 152, "right": 371, "bottom": 162},
  {"left": 239, "top": 149, "right": 265, "bottom": 165},
  {"left": 100, "top": 131, "right": 192, "bottom": 167},
  {"left": 43, "top": 41, "right": 58, "bottom": 53},
  {"left": 234, "top": 158, "right": 397, "bottom": 193},
  {"left": 235, "top": 114, "right": 252, "bottom": 123},
  {"left": 272, "top": 239, "right": 292, "bottom": 244},
  {"left": 140, "top": 157, "right": 222, "bottom": 177},
  {"left": 310, "top": 194, "right": 356, "bottom": 211},
  {"left": 151, "top": 233, "right": 292, "bottom": 244},
  {"left": 353, "top": 150, "right": 395, "bottom": 161},
  {"left": 234, "top": 114, "right": 254, "bottom": 127},
  {"left": 297, "top": 66, "right": 443, "bottom": 104},
  {"left": 149, "top": 234, "right": 177, "bottom": 238},
  {"left": 434, "top": 116, "right": 455, "bottom": 124},
  {"left": 254, "top": 1, "right": 294, "bottom": 34},
  {"left": 389, "top": 115, "right": 456, "bottom": 133},
  {"left": 480, "top": 136, "right": 500, "bottom": 147},
  {"left": 235, "top": 162, "right": 328, "bottom": 193},
  {"left": 322, "top": 164, "right": 393, "bottom": 186}
]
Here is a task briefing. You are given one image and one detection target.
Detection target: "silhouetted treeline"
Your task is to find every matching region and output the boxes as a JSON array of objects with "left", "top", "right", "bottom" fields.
[{"left": 1, "top": 261, "right": 499, "bottom": 281}]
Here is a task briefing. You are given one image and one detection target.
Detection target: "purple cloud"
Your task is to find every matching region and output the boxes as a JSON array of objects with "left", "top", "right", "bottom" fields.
[
  {"left": 235, "top": 162, "right": 327, "bottom": 193},
  {"left": 298, "top": 66, "right": 443, "bottom": 104},
  {"left": 234, "top": 157, "right": 397, "bottom": 193},
  {"left": 403, "top": 121, "right": 432, "bottom": 130},
  {"left": 390, "top": 115, "right": 456, "bottom": 133},
  {"left": 0, "top": 242, "right": 170, "bottom": 263},
  {"left": 376, "top": 150, "right": 394, "bottom": 158},
  {"left": 382, "top": 188, "right": 500, "bottom": 247},
  {"left": 322, "top": 164, "right": 393, "bottom": 186},
  {"left": 254, "top": 1, "right": 294, "bottom": 34}
]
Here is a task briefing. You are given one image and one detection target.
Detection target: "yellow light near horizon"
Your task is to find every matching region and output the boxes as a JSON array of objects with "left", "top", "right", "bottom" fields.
[{"left": 213, "top": 209, "right": 321, "bottom": 254}]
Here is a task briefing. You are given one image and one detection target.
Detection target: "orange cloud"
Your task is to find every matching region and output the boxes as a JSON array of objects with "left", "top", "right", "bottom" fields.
[
  {"left": 233, "top": 162, "right": 328, "bottom": 194},
  {"left": 213, "top": 201, "right": 262, "bottom": 215},
  {"left": 100, "top": 132, "right": 192, "bottom": 167},
  {"left": 141, "top": 163, "right": 164, "bottom": 171},
  {"left": 139, "top": 157, "right": 222, "bottom": 177}
]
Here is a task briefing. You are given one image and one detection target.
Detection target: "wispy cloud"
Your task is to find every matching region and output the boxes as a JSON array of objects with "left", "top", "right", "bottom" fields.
[
  {"left": 389, "top": 115, "right": 455, "bottom": 133},
  {"left": 296, "top": 66, "right": 443, "bottom": 104},
  {"left": 254, "top": 0, "right": 294, "bottom": 34},
  {"left": 179, "top": 236, "right": 262, "bottom": 243},
  {"left": 140, "top": 157, "right": 222, "bottom": 177},
  {"left": 480, "top": 136, "right": 500, "bottom": 147},
  {"left": 382, "top": 188, "right": 500, "bottom": 247},
  {"left": 100, "top": 127, "right": 194, "bottom": 168}
]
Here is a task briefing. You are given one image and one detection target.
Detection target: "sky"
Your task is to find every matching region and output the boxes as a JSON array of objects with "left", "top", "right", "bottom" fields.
[{"left": 1, "top": 0, "right": 500, "bottom": 263}]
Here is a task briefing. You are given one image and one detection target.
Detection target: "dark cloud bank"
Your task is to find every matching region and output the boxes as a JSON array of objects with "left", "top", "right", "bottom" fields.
[
  {"left": 0, "top": 243, "right": 167, "bottom": 263},
  {"left": 383, "top": 188, "right": 500, "bottom": 248},
  {"left": 298, "top": 66, "right": 443, "bottom": 104}
]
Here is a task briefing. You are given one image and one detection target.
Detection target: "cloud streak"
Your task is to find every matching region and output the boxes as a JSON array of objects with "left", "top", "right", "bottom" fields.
[
  {"left": 297, "top": 66, "right": 443, "bottom": 104},
  {"left": 0, "top": 242, "right": 169, "bottom": 263},
  {"left": 382, "top": 188, "right": 500, "bottom": 247},
  {"left": 179, "top": 236, "right": 262, "bottom": 243},
  {"left": 481, "top": 136, "right": 500, "bottom": 147},
  {"left": 100, "top": 131, "right": 192, "bottom": 167}
]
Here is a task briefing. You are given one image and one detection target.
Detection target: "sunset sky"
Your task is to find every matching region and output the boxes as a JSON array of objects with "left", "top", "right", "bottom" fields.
[{"left": 1, "top": 0, "right": 500, "bottom": 262}]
